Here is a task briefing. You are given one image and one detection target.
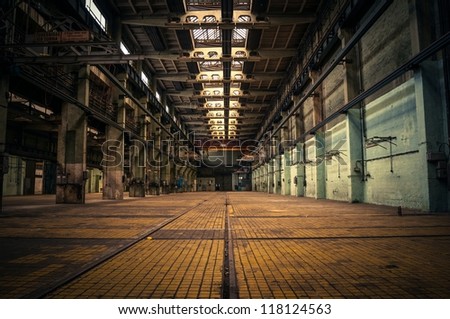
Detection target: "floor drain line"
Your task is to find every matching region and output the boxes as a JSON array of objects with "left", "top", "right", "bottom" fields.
[{"left": 222, "top": 194, "right": 238, "bottom": 299}]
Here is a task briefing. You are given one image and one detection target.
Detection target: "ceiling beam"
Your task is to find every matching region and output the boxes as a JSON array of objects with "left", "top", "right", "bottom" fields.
[
  {"left": 12, "top": 50, "right": 296, "bottom": 64},
  {"left": 120, "top": 14, "right": 315, "bottom": 28},
  {"left": 166, "top": 89, "right": 277, "bottom": 97},
  {"left": 155, "top": 72, "right": 286, "bottom": 82}
]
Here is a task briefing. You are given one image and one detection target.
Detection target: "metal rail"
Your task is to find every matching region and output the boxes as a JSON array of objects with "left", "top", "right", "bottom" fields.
[{"left": 222, "top": 194, "right": 238, "bottom": 299}]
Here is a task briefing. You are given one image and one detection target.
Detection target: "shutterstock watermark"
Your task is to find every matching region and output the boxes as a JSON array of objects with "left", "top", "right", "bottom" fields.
[{"left": 99, "top": 132, "right": 348, "bottom": 169}]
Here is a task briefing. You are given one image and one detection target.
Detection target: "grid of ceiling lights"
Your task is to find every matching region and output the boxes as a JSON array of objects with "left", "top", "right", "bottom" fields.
[{"left": 186, "top": 0, "right": 250, "bottom": 140}]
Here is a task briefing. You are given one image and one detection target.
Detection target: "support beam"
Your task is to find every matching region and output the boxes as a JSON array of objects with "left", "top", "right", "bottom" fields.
[
  {"left": 166, "top": 89, "right": 277, "bottom": 97},
  {"left": 155, "top": 72, "right": 285, "bottom": 81},
  {"left": 11, "top": 50, "right": 295, "bottom": 64},
  {"left": 120, "top": 13, "right": 315, "bottom": 28}
]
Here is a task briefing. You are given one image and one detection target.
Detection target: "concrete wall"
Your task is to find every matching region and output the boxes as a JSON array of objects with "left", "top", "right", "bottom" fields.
[
  {"left": 196, "top": 177, "right": 215, "bottom": 192},
  {"left": 3, "top": 156, "right": 25, "bottom": 196},
  {"left": 252, "top": 0, "right": 449, "bottom": 211},
  {"left": 362, "top": 79, "right": 423, "bottom": 208},
  {"left": 360, "top": 0, "right": 412, "bottom": 92}
]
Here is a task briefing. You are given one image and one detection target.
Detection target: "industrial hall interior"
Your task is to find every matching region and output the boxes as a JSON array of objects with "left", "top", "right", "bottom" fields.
[{"left": 1, "top": 0, "right": 450, "bottom": 299}]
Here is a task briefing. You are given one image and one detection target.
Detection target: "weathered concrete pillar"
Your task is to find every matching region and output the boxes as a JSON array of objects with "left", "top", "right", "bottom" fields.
[
  {"left": 339, "top": 28, "right": 365, "bottom": 203},
  {"left": 258, "top": 167, "right": 262, "bottom": 192},
  {"left": 309, "top": 70, "right": 326, "bottom": 199},
  {"left": 280, "top": 125, "right": 290, "bottom": 195},
  {"left": 274, "top": 156, "right": 280, "bottom": 194},
  {"left": 190, "top": 169, "right": 197, "bottom": 192},
  {"left": 253, "top": 168, "right": 259, "bottom": 192},
  {"left": 283, "top": 152, "right": 291, "bottom": 196},
  {"left": 102, "top": 74, "right": 127, "bottom": 200},
  {"left": 102, "top": 125, "right": 124, "bottom": 200},
  {"left": 410, "top": 0, "right": 449, "bottom": 211},
  {"left": 314, "top": 132, "right": 326, "bottom": 199},
  {"left": 292, "top": 103, "right": 306, "bottom": 197},
  {"left": 160, "top": 125, "right": 171, "bottom": 194},
  {"left": 268, "top": 159, "right": 275, "bottom": 194},
  {"left": 0, "top": 73, "right": 9, "bottom": 212},
  {"left": 295, "top": 143, "right": 306, "bottom": 197},
  {"left": 56, "top": 66, "right": 88, "bottom": 203},
  {"left": 129, "top": 102, "right": 148, "bottom": 197},
  {"left": 263, "top": 163, "right": 269, "bottom": 193},
  {"left": 180, "top": 166, "right": 189, "bottom": 192},
  {"left": 147, "top": 112, "right": 161, "bottom": 195}
]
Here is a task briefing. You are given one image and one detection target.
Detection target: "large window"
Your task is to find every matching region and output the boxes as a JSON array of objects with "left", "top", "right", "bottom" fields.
[
  {"left": 85, "top": 0, "right": 107, "bottom": 31},
  {"left": 141, "top": 72, "right": 149, "bottom": 87},
  {"left": 120, "top": 42, "right": 130, "bottom": 55}
]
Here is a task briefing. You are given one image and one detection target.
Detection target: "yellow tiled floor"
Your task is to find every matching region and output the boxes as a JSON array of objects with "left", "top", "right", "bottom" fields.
[{"left": 1, "top": 192, "right": 450, "bottom": 298}]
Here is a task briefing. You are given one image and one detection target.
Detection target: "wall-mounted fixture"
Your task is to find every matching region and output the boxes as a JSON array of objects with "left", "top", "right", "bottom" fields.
[{"left": 365, "top": 136, "right": 397, "bottom": 173}]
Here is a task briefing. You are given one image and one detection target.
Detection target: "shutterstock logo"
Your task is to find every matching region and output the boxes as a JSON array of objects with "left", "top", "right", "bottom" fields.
[{"left": 100, "top": 131, "right": 348, "bottom": 169}]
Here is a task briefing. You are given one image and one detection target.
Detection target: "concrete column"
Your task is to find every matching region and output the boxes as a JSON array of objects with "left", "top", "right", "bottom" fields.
[
  {"left": 268, "top": 159, "right": 275, "bottom": 194},
  {"left": 56, "top": 66, "right": 88, "bottom": 203},
  {"left": 191, "top": 169, "right": 197, "bottom": 192},
  {"left": 274, "top": 155, "right": 282, "bottom": 194},
  {"left": 160, "top": 125, "right": 171, "bottom": 194},
  {"left": 410, "top": 0, "right": 449, "bottom": 211},
  {"left": 147, "top": 113, "right": 161, "bottom": 195},
  {"left": 102, "top": 75, "right": 127, "bottom": 200},
  {"left": 314, "top": 132, "right": 326, "bottom": 199},
  {"left": 0, "top": 73, "right": 9, "bottom": 212},
  {"left": 255, "top": 168, "right": 260, "bottom": 192},
  {"left": 339, "top": 28, "right": 365, "bottom": 203},
  {"left": 102, "top": 125, "right": 124, "bottom": 200},
  {"left": 129, "top": 102, "right": 148, "bottom": 197},
  {"left": 309, "top": 70, "right": 326, "bottom": 199},
  {"left": 293, "top": 101, "right": 306, "bottom": 197},
  {"left": 283, "top": 152, "right": 291, "bottom": 195},
  {"left": 280, "top": 125, "right": 290, "bottom": 195},
  {"left": 181, "top": 166, "right": 190, "bottom": 192},
  {"left": 190, "top": 169, "right": 197, "bottom": 192},
  {"left": 414, "top": 61, "right": 448, "bottom": 211},
  {"left": 264, "top": 163, "right": 269, "bottom": 193},
  {"left": 295, "top": 143, "right": 306, "bottom": 197}
]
